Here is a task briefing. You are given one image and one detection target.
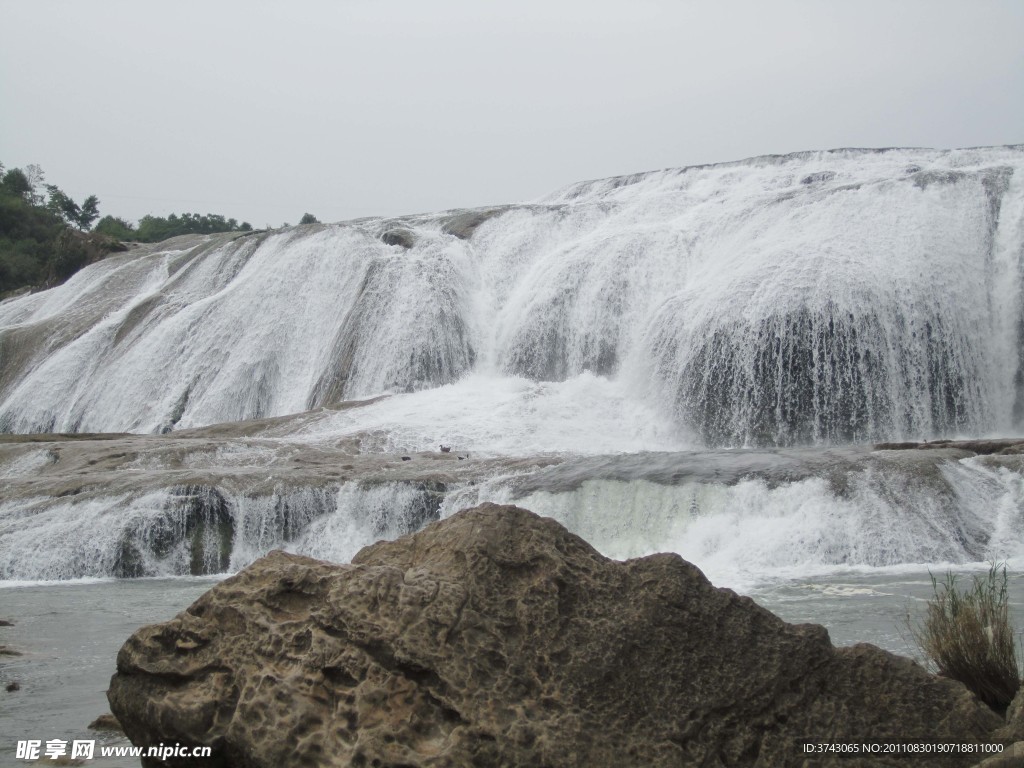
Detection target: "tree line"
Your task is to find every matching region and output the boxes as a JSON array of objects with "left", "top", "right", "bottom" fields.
[
  {"left": 97, "top": 212, "right": 253, "bottom": 243},
  {"left": 0, "top": 161, "right": 267, "bottom": 296}
]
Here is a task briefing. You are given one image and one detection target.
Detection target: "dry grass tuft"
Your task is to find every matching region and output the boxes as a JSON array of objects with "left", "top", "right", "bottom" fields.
[{"left": 909, "top": 563, "right": 1020, "bottom": 711}]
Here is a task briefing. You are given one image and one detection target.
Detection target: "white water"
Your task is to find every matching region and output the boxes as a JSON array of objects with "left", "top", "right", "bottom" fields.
[
  {"left": 294, "top": 372, "right": 688, "bottom": 455},
  {"left": 1, "top": 147, "right": 1021, "bottom": 445},
  {"left": 439, "top": 453, "right": 1024, "bottom": 591},
  {"left": 2, "top": 442, "right": 1022, "bottom": 593},
  {"left": 0, "top": 481, "right": 443, "bottom": 582}
]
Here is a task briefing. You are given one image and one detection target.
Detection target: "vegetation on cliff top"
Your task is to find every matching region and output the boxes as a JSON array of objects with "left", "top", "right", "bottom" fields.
[{"left": 0, "top": 161, "right": 256, "bottom": 296}]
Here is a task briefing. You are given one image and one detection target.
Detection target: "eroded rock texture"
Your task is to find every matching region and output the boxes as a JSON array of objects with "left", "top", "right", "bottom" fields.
[{"left": 109, "top": 504, "right": 1002, "bottom": 767}]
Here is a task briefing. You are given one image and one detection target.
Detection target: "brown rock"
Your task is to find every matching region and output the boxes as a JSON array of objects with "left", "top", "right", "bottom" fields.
[
  {"left": 993, "top": 687, "right": 1024, "bottom": 744},
  {"left": 88, "top": 712, "right": 124, "bottom": 732},
  {"left": 971, "top": 741, "right": 1024, "bottom": 767},
  {"left": 108, "top": 503, "right": 1003, "bottom": 767}
]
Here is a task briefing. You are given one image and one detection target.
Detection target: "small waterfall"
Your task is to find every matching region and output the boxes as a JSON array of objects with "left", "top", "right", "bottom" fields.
[
  {"left": 1, "top": 440, "right": 1022, "bottom": 588},
  {"left": 0, "top": 481, "right": 445, "bottom": 581},
  {"left": 443, "top": 451, "right": 1024, "bottom": 591}
]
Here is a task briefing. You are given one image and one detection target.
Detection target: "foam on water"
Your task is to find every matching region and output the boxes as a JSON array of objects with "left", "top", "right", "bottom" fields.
[
  {"left": 0, "top": 575, "right": 117, "bottom": 590},
  {"left": 297, "top": 372, "right": 687, "bottom": 455}
]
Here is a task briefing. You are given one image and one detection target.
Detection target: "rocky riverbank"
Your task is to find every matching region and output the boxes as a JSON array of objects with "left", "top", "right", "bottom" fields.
[{"left": 109, "top": 503, "right": 1016, "bottom": 767}]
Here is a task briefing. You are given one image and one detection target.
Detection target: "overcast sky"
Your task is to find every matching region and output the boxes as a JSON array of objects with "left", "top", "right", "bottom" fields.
[{"left": 2, "top": 0, "right": 1022, "bottom": 228}]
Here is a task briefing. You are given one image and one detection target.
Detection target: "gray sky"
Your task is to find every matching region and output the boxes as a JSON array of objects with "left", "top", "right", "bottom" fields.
[{"left": 2, "top": 0, "right": 1022, "bottom": 228}]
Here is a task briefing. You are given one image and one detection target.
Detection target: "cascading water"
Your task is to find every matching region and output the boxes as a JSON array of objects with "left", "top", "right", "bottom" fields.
[
  {"left": 1, "top": 146, "right": 1023, "bottom": 587},
  {"left": 0, "top": 479, "right": 447, "bottom": 582},
  {"left": 1, "top": 147, "right": 1021, "bottom": 443}
]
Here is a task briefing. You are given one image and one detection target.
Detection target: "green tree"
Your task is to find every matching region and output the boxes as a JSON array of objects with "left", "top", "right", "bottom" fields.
[
  {"left": 2, "top": 169, "right": 33, "bottom": 199},
  {"left": 0, "top": 165, "right": 65, "bottom": 293},
  {"left": 133, "top": 211, "right": 252, "bottom": 243},
  {"left": 0, "top": 159, "right": 259, "bottom": 292},
  {"left": 94, "top": 215, "right": 136, "bottom": 240},
  {"left": 299, "top": 213, "right": 319, "bottom": 225},
  {"left": 23, "top": 164, "right": 46, "bottom": 205},
  {"left": 45, "top": 186, "right": 102, "bottom": 230},
  {"left": 79, "top": 195, "right": 100, "bottom": 230},
  {"left": 46, "top": 185, "right": 81, "bottom": 226}
]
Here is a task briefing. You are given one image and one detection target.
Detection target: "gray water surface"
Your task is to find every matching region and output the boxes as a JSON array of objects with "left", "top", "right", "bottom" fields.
[{"left": 0, "top": 578, "right": 218, "bottom": 768}]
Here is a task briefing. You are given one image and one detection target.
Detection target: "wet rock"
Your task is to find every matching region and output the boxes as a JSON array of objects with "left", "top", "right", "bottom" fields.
[
  {"left": 112, "top": 536, "right": 146, "bottom": 579},
  {"left": 994, "top": 687, "right": 1024, "bottom": 743},
  {"left": 109, "top": 503, "right": 1001, "bottom": 767},
  {"left": 88, "top": 712, "right": 124, "bottom": 732},
  {"left": 440, "top": 207, "right": 507, "bottom": 239},
  {"left": 0, "top": 645, "right": 21, "bottom": 656},
  {"left": 6, "top": 681, "right": 20, "bottom": 692},
  {"left": 0, "top": 618, "right": 13, "bottom": 626},
  {"left": 801, "top": 170, "right": 837, "bottom": 184},
  {"left": 113, "top": 485, "right": 234, "bottom": 578},
  {"left": 380, "top": 228, "right": 416, "bottom": 249},
  {"left": 874, "top": 438, "right": 1024, "bottom": 455}
]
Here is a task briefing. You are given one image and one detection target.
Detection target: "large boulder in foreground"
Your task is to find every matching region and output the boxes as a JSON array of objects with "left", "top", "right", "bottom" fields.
[{"left": 108, "top": 504, "right": 1002, "bottom": 767}]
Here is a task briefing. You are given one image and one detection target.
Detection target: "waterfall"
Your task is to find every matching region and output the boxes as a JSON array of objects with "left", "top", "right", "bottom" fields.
[
  {"left": 2, "top": 146, "right": 1024, "bottom": 586},
  {"left": 0, "top": 480, "right": 445, "bottom": 581},
  {"left": 2, "top": 444, "right": 1022, "bottom": 589},
  {"left": 1, "top": 147, "right": 1021, "bottom": 445}
]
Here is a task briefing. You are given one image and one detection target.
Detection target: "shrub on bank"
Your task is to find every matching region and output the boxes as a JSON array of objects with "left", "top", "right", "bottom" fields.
[{"left": 910, "top": 564, "right": 1020, "bottom": 711}]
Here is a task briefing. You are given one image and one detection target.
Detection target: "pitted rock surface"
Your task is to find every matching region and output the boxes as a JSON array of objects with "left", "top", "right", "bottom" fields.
[{"left": 108, "top": 503, "right": 1002, "bottom": 767}]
